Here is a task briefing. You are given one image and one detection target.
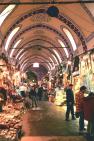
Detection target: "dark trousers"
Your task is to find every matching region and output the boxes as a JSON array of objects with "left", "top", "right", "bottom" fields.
[
  {"left": 20, "top": 91, "right": 25, "bottom": 97},
  {"left": 38, "top": 93, "right": 42, "bottom": 101},
  {"left": 79, "top": 112, "right": 84, "bottom": 131},
  {"left": 66, "top": 102, "right": 75, "bottom": 119},
  {"left": 87, "top": 120, "right": 94, "bottom": 136},
  {"left": 31, "top": 96, "right": 38, "bottom": 107},
  {"left": 0, "top": 105, "right": 2, "bottom": 112}
]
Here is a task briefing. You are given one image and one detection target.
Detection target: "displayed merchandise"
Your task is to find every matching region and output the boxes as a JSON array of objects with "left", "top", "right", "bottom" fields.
[
  {"left": 72, "top": 76, "right": 80, "bottom": 93},
  {"left": 55, "top": 88, "right": 66, "bottom": 106},
  {"left": 80, "top": 54, "right": 94, "bottom": 92},
  {"left": 72, "top": 53, "right": 94, "bottom": 94},
  {"left": 0, "top": 103, "right": 23, "bottom": 140}
]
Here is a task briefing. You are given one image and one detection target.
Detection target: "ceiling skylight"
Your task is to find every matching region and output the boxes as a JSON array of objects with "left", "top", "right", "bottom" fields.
[
  {"left": 33, "top": 63, "right": 39, "bottom": 68},
  {"left": 63, "top": 28, "right": 77, "bottom": 51},
  {"left": 5, "top": 27, "right": 20, "bottom": 51},
  {"left": 19, "top": 52, "right": 26, "bottom": 60},
  {"left": 49, "top": 62, "right": 53, "bottom": 69},
  {"left": 49, "top": 57, "right": 55, "bottom": 67},
  {"left": 47, "top": 65, "right": 51, "bottom": 70},
  {"left": 10, "top": 39, "right": 22, "bottom": 58},
  {"left": 53, "top": 49, "right": 62, "bottom": 63},
  {"left": 58, "top": 39, "right": 69, "bottom": 58},
  {"left": 21, "top": 63, "right": 29, "bottom": 71},
  {"left": 52, "top": 54, "right": 59, "bottom": 64},
  {"left": 16, "top": 48, "right": 24, "bottom": 59},
  {"left": 21, "top": 61, "right": 51, "bottom": 71},
  {"left": 0, "top": 5, "right": 16, "bottom": 26}
]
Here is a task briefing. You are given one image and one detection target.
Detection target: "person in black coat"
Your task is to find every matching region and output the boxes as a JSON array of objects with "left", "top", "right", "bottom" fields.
[
  {"left": 85, "top": 92, "right": 94, "bottom": 139},
  {"left": 65, "top": 84, "right": 76, "bottom": 121},
  {"left": 38, "top": 86, "right": 43, "bottom": 101},
  {"left": 29, "top": 85, "right": 38, "bottom": 108},
  {"left": 0, "top": 87, "right": 7, "bottom": 112}
]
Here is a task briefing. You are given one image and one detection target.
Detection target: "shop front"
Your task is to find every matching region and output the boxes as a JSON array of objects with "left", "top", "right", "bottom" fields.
[{"left": 72, "top": 50, "right": 94, "bottom": 94}]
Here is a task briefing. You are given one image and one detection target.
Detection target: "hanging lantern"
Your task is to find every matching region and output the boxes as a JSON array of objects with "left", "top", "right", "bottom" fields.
[{"left": 47, "top": 6, "right": 59, "bottom": 17}]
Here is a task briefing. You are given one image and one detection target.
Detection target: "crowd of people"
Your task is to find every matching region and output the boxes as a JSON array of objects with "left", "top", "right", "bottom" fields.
[
  {"left": 0, "top": 83, "right": 49, "bottom": 111},
  {"left": 0, "top": 82, "right": 94, "bottom": 140}
]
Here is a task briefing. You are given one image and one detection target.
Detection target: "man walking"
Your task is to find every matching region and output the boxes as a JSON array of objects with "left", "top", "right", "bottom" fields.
[
  {"left": 65, "top": 84, "right": 75, "bottom": 121},
  {"left": 29, "top": 85, "right": 38, "bottom": 108},
  {"left": 75, "top": 85, "right": 87, "bottom": 133}
]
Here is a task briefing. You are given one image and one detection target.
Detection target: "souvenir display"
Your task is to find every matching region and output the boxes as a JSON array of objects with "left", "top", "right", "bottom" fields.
[{"left": 0, "top": 103, "right": 23, "bottom": 140}]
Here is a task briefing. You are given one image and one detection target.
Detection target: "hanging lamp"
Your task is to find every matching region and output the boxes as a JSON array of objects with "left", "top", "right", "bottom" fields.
[{"left": 47, "top": 5, "right": 59, "bottom": 17}]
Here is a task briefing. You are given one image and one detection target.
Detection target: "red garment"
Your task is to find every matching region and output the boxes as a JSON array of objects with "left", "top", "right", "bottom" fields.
[
  {"left": 75, "top": 91, "right": 84, "bottom": 112},
  {"left": 83, "top": 96, "right": 94, "bottom": 121}
]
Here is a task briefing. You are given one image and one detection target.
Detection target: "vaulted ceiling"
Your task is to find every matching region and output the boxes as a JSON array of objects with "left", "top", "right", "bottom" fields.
[{"left": 0, "top": 0, "right": 94, "bottom": 79}]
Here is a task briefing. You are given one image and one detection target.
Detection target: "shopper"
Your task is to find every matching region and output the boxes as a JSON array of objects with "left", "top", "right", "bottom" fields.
[
  {"left": 35, "top": 85, "right": 39, "bottom": 101},
  {"left": 19, "top": 83, "right": 27, "bottom": 98},
  {"left": 38, "top": 85, "right": 43, "bottom": 101},
  {"left": 65, "top": 84, "right": 75, "bottom": 121},
  {"left": 0, "top": 87, "right": 7, "bottom": 112},
  {"left": 84, "top": 92, "right": 94, "bottom": 139},
  {"left": 29, "top": 85, "right": 38, "bottom": 108},
  {"left": 75, "top": 85, "right": 87, "bottom": 133}
]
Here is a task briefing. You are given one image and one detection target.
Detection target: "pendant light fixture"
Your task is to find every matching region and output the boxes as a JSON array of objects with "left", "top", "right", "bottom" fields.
[
  {"left": 47, "top": 0, "right": 59, "bottom": 18},
  {"left": 47, "top": 5, "right": 59, "bottom": 17}
]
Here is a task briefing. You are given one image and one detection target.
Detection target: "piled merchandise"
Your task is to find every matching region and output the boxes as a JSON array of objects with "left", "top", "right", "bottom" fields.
[{"left": 0, "top": 103, "right": 24, "bottom": 141}]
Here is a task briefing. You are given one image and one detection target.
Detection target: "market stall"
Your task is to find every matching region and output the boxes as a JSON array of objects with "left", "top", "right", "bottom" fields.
[
  {"left": 80, "top": 53, "right": 94, "bottom": 92},
  {"left": 0, "top": 102, "right": 24, "bottom": 140},
  {"left": 72, "top": 52, "right": 94, "bottom": 94},
  {"left": 54, "top": 87, "right": 66, "bottom": 106}
]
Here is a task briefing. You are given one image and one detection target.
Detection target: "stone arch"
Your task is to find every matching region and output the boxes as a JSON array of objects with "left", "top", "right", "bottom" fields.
[
  {"left": 9, "top": 38, "right": 64, "bottom": 61},
  {"left": 2, "top": 8, "right": 87, "bottom": 52}
]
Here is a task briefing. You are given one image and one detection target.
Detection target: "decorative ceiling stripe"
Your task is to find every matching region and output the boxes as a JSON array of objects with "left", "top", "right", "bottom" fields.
[
  {"left": 9, "top": 38, "right": 64, "bottom": 60},
  {"left": 17, "top": 46, "right": 60, "bottom": 65},
  {"left": 2, "top": 8, "right": 87, "bottom": 52},
  {"left": 20, "top": 55, "right": 52, "bottom": 70},
  {"left": 7, "top": 24, "right": 72, "bottom": 57}
]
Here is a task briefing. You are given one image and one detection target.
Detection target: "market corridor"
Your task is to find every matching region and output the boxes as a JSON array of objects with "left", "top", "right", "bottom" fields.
[{"left": 21, "top": 101, "right": 87, "bottom": 141}]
